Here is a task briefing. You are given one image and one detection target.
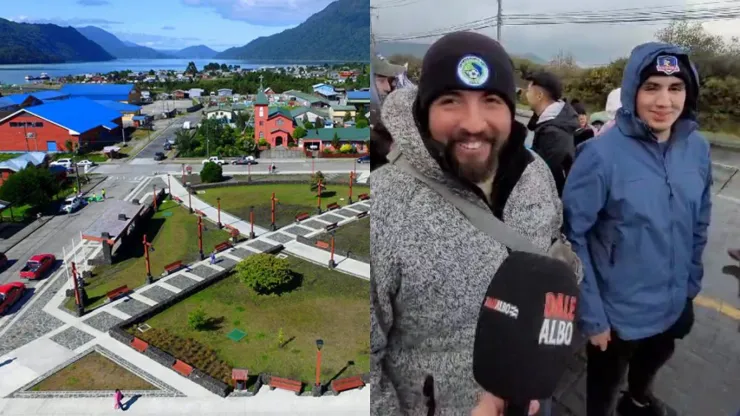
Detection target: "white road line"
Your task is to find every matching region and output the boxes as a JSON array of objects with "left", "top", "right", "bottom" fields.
[
  {"left": 717, "top": 193, "right": 740, "bottom": 205},
  {"left": 123, "top": 176, "right": 152, "bottom": 202}
]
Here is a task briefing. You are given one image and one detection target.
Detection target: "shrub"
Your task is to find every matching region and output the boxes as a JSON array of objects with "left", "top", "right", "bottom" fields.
[
  {"left": 200, "top": 161, "right": 223, "bottom": 183},
  {"left": 0, "top": 165, "right": 60, "bottom": 209},
  {"left": 339, "top": 144, "right": 353, "bottom": 153},
  {"left": 258, "top": 138, "right": 270, "bottom": 148},
  {"left": 235, "top": 254, "right": 294, "bottom": 295},
  {"left": 188, "top": 306, "right": 207, "bottom": 330}
]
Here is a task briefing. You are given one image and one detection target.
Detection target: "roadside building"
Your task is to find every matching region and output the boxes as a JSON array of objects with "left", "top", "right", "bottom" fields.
[
  {"left": 31, "top": 91, "right": 70, "bottom": 102},
  {"left": 299, "top": 127, "right": 369, "bottom": 153},
  {"left": 313, "top": 84, "right": 340, "bottom": 102},
  {"left": 346, "top": 90, "right": 371, "bottom": 108},
  {"left": 188, "top": 88, "right": 204, "bottom": 98},
  {"left": 217, "top": 88, "right": 233, "bottom": 97},
  {"left": 291, "top": 107, "right": 330, "bottom": 125},
  {"left": 59, "top": 84, "right": 141, "bottom": 104},
  {"left": 282, "top": 90, "right": 329, "bottom": 109},
  {"left": 172, "top": 90, "right": 189, "bottom": 100},
  {"left": 253, "top": 88, "right": 295, "bottom": 147},
  {"left": 0, "top": 97, "right": 123, "bottom": 153},
  {"left": 94, "top": 101, "right": 141, "bottom": 125},
  {"left": 330, "top": 105, "right": 357, "bottom": 124}
]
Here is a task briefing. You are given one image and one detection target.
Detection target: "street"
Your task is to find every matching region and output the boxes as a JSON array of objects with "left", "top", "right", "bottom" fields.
[{"left": 133, "top": 113, "right": 202, "bottom": 161}]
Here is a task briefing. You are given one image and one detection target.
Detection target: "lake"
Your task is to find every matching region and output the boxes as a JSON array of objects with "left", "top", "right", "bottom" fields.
[{"left": 0, "top": 59, "right": 312, "bottom": 85}]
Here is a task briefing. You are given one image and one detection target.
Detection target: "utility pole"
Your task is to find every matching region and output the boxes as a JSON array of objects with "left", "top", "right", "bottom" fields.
[{"left": 496, "top": 0, "right": 503, "bottom": 42}]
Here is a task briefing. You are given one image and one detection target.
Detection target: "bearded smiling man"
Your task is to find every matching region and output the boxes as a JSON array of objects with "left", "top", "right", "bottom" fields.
[{"left": 370, "top": 31, "right": 562, "bottom": 415}]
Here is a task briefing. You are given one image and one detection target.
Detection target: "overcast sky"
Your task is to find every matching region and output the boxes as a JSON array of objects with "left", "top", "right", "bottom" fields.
[{"left": 372, "top": 0, "right": 740, "bottom": 65}]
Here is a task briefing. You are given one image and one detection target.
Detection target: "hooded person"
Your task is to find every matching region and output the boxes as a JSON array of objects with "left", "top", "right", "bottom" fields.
[
  {"left": 562, "top": 43, "right": 711, "bottom": 416},
  {"left": 370, "top": 31, "right": 563, "bottom": 416},
  {"left": 373, "top": 53, "right": 407, "bottom": 104},
  {"left": 593, "top": 87, "right": 622, "bottom": 136},
  {"left": 525, "top": 71, "right": 580, "bottom": 197}
]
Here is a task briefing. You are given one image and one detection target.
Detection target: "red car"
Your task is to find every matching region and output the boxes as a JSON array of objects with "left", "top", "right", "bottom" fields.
[
  {"left": 19, "top": 254, "right": 56, "bottom": 280},
  {"left": 0, "top": 282, "right": 26, "bottom": 314}
]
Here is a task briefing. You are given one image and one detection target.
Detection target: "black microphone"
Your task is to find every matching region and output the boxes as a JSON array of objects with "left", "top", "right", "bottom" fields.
[{"left": 473, "top": 251, "right": 581, "bottom": 416}]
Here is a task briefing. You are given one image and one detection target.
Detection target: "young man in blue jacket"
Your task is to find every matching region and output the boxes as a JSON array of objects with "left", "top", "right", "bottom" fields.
[{"left": 563, "top": 43, "right": 712, "bottom": 416}]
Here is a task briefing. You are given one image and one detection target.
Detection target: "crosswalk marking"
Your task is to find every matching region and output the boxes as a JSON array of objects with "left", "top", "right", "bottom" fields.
[{"left": 106, "top": 176, "right": 148, "bottom": 182}]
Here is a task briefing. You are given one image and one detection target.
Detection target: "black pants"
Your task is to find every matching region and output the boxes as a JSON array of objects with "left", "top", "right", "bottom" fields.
[{"left": 585, "top": 329, "right": 676, "bottom": 416}]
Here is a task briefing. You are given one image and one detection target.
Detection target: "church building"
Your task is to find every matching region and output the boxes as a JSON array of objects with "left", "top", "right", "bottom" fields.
[{"left": 253, "top": 79, "right": 295, "bottom": 147}]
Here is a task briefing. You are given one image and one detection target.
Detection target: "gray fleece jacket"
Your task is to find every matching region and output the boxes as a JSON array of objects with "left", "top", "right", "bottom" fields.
[{"left": 370, "top": 86, "right": 562, "bottom": 415}]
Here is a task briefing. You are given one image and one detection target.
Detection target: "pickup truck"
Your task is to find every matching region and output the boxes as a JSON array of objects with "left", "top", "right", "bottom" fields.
[
  {"left": 20, "top": 254, "right": 56, "bottom": 280},
  {"left": 202, "top": 156, "right": 227, "bottom": 165}
]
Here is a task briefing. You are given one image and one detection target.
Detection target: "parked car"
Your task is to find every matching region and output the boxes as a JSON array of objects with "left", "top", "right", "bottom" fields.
[
  {"left": 19, "top": 254, "right": 56, "bottom": 280},
  {"left": 0, "top": 282, "right": 26, "bottom": 315},
  {"left": 154, "top": 152, "right": 166, "bottom": 161},
  {"left": 202, "top": 156, "right": 227, "bottom": 165},
  {"left": 163, "top": 142, "right": 172, "bottom": 151},
  {"left": 60, "top": 196, "right": 84, "bottom": 214},
  {"left": 75, "top": 160, "right": 96, "bottom": 168},
  {"left": 50, "top": 158, "right": 73, "bottom": 169},
  {"left": 232, "top": 156, "right": 257, "bottom": 165},
  {"left": 357, "top": 155, "right": 370, "bottom": 164}
]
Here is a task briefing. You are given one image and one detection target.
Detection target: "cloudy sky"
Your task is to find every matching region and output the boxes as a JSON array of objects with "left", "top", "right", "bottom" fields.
[
  {"left": 372, "top": 0, "right": 740, "bottom": 65},
  {"left": 4, "top": 0, "right": 336, "bottom": 51}
]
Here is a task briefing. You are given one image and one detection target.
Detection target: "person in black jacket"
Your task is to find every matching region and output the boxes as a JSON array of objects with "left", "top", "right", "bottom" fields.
[
  {"left": 525, "top": 71, "right": 579, "bottom": 196},
  {"left": 572, "top": 101, "right": 596, "bottom": 147}
]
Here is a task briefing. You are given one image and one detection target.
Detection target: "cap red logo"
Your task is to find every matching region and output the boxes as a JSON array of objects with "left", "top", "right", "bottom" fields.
[{"left": 483, "top": 296, "right": 519, "bottom": 319}]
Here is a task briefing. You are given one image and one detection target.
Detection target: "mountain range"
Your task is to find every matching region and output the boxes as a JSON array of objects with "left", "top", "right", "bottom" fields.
[
  {"left": 215, "top": 0, "right": 369, "bottom": 62},
  {"left": 0, "top": 18, "right": 113, "bottom": 65},
  {"left": 76, "top": 26, "right": 174, "bottom": 59},
  {"left": 376, "top": 41, "right": 547, "bottom": 65}
]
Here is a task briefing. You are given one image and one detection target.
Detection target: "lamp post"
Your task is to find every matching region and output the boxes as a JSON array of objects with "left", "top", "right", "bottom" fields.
[
  {"left": 143, "top": 234, "right": 154, "bottom": 284},
  {"left": 348, "top": 171, "right": 354, "bottom": 203},
  {"left": 187, "top": 186, "right": 193, "bottom": 213},
  {"left": 311, "top": 156, "right": 315, "bottom": 175},
  {"left": 167, "top": 174, "right": 172, "bottom": 200},
  {"left": 270, "top": 192, "right": 278, "bottom": 231},
  {"left": 313, "top": 339, "right": 324, "bottom": 397},
  {"left": 152, "top": 184, "right": 158, "bottom": 210},
  {"left": 353, "top": 157, "right": 357, "bottom": 175},
  {"left": 70, "top": 261, "right": 85, "bottom": 317},
  {"left": 316, "top": 179, "right": 322, "bottom": 214},
  {"left": 248, "top": 162, "right": 252, "bottom": 183},
  {"left": 216, "top": 197, "right": 222, "bottom": 228},
  {"left": 328, "top": 230, "right": 336, "bottom": 269},
  {"left": 181, "top": 163, "right": 185, "bottom": 183},
  {"left": 197, "top": 215, "right": 204, "bottom": 260},
  {"left": 249, "top": 205, "right": 256, "bottom": 239}
]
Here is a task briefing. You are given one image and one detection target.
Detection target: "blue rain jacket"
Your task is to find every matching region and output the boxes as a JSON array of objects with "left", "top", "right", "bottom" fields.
[{"left": 562, "top": 42, "right": 712, "bottom": 341}]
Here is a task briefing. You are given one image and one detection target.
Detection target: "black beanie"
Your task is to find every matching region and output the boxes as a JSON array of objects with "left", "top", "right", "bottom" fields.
[
  {"left": 414, "top": 32, "right": 517, "bottom": 127},
  {"left": 639, "top": 54, "right": 692, "bottom": 89}
]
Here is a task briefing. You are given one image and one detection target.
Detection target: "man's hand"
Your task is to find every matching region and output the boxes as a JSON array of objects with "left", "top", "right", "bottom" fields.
[
  {"left": 589, "top": 328, "right": 611, "bottom": 351},
  {"left": 471, "top": 392, "right": 540, "bottom": 416}
]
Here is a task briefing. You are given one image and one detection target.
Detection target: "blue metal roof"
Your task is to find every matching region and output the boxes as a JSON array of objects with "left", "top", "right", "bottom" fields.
[
  {"left": 0, "top": 97, "right": 16, "bottom": 109},
  {"left": 132, "top": 115, "right": 147, "bottom": 121},
  {"left": 4, "top": 94, "right": 30, "bottom": 105},
  {"left": 94, "top": 100, "right": 140, "bottom": 113},
  {"left": 24, "top": 98, "right": 122, "bottom": 134},
  {"left": 59, "top": 84, "right": 134, "bottom": 101},
  {"left": 102, "top": 121, "right": 118, "bottom": 130},
  {"left": 32, "top": 91, "right": 70, "bottom": 100},
  {"left": 347, "top": 91, "right": 370, "bottom": 100},
  {"left": 314, "top": 85, "right": 338, "bottom": 96}
]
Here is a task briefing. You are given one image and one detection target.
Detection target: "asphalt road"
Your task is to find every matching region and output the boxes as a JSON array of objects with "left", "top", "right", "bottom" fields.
[{"left": 134, "top": 113, "right": 202, "bottom": 161}]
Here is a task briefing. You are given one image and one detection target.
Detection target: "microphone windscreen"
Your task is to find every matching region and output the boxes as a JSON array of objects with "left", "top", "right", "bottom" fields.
[{"left": 473, "top": 251, "right": 581, "bottom": 403}]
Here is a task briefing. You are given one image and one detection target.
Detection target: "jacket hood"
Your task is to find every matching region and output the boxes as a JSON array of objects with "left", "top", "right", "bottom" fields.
[
  {"left": 528, "top": 101, "right": 580, "bottom": 134},
  {"left": 617, "top": 42, "right": 700, "bottom": 139}
]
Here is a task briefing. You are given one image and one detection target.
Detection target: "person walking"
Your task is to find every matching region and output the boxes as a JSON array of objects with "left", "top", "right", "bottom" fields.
[
  {"left": 371, "top": 31, "right": 566, "bottom": 416},
  {"left": 101, "top": 188, "right": 106, "bottom": 200},
  {"left": 114, "top": 389, "right": 123, "bottom": 410},
  {"left": 563, "top": 43, "right": 711, "bottom": 416},
  {"left": 210, "top": 250, "right": 217, "bottom": 265}
]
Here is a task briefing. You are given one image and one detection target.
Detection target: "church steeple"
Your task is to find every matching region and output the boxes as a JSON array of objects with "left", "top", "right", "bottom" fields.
[{"left": 255, "top": 73, "right": 268, "bottom": 106}]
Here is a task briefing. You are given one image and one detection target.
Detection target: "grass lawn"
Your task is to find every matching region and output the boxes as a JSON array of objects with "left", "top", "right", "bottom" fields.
[
  {"left": 132, "top": 129, "right": 151, "bottom": 140},
  {"left": 199, "top": 183, "right": 370, "bottom": 229},
  {"left": 30, "top": 352, "right": 157, "bottom": 391},
  {"left": 308, "top": 218, "right": 369, "bottom": 263},
  {"left": 133, "top": 256, "right": 369, "bottom": 386},
  {"left": 65, "top": 201, "right": 230, "bottom": 310}
]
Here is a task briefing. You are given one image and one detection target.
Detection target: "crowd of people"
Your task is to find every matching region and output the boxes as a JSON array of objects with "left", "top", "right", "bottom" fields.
[{"left": 370, "top": 32, "right": 712, "bottom": 416}]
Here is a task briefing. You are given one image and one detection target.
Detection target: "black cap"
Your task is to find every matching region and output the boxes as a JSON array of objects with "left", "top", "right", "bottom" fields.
[
  {"left": 572, "top": 102, "right": 587, "bottom": 115},
  {"left": 639, "top": 54, "right": 692, "bottom": 89},
  {"left": 414, "top": 31, "right": 517, "bottom": 123},
  {"left": 525, "top": 71, "right": 563, "bottom": 101}
]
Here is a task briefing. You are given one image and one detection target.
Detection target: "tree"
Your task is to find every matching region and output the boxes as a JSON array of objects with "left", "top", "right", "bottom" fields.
[
  {"left": 200, "top": 161, "right": 223, "bottom": 183},
  {"left": 332, "top": 132, "right": 340, "bottom": 150},
  {"left": 293, "top": 126, "right": 307, "bottom": 139},
  {"left": 356, "top": 119, "right": 369, "bottom": 129},
  {"left": 185, "top": 61, "right": 198, "bottom": 75},
  {"left": 315, "top": 117, "right": 324, "bottom": 128},
  {"left": 243, "top": 137, "right": 257, "bottom": 155},
  {"left": 235, "top": 254, "right": 294, "bottom": 295},
  {"left": 0, "top": 166, "right": 60, "bottom": 210},
  {"left": 188, "top": 306, "right": 207, "bottom": 330},
  {"left": 64, "top": 140, "right": 74, "bottom": 153},
  {"left": 304, "top": 121, "right": 314, "bottom": 130},
  {"left": 310, "top": 171, "right": 325, "bottom": 191},
  {"left": 343, "top": 112, "right": 352, "bottom": 122}
]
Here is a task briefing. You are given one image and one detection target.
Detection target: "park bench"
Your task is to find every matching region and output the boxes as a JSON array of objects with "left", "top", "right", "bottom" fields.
[
  {"left": 194, "top": 209, "right": 206, "bottom": 217},
  {"left": 130, "top": 337, "right": 148, "bottom": 353},
  {"left": 232, "top": 368, "right": 249, "bottom": 390},
  {"left": 295, "top": 212, "right": 310, "bottom": 222},
  {"left": 316, "top": 241, "right": 330, "bottom": 249},
  {"left": 106, "top": 285, "right": 130, "bottom": 302},
  {"left": 172, "top": 359, "right": 193, "bottom": 377},
  {"left": 325, "top": 222, "right": 338, "bottom": 232},
  {"left": 214, "top": 241, "right": 232, "bottom": 253},
  {"left": 358, "top": 193, "right": 369, "bottom": 201},
  {"left": 331, "top": 375, "right": 365, "bottom": 395},
  {"left": 269, "top": 376, "right": 302, "bottom": 394},
  {"left": 356, "top": 211, "right": 368, "bottom": 219},
  {"left": 163, "top": 260, "right": 184, "bottom": 275},
  {"left": 327, "top": 202, "right": 340, "bottom": 210}
]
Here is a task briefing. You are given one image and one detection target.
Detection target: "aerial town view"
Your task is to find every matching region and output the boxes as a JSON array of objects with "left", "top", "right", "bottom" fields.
[{"left": 0, "top": 0, "right": 370, "bottom": 414}]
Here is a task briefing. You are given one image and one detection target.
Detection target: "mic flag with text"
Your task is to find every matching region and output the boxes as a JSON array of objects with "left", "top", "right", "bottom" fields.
[{"left": 473, "top": 251, "right": 581, "bottom": 406}]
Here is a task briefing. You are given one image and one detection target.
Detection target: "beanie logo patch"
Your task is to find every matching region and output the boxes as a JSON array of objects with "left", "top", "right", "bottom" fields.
[
  {"left": 457, "top": 55, "right": 489, "bottom": 87},
  {"left": 656, "top": 55, "right": 680, "bottom": 75}
]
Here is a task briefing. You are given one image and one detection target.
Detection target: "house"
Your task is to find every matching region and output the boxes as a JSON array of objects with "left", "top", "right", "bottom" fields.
[
  {"left": 31, "top": 91, "right": 70, "bottom": 102},
  {"left": 0, "top": 151, "right": 50, "bottom": 185},
  {"left": 253, "top": 87, "right": 295, "bottom": 147},
  {"left": 172, "top": 90, "right": 189, "bottom": 100},
  {"left": 59, "top": 84, "right": 141, "bottom": 104},
  {"left": 330, "top": 105, "right": 357, "bottom": 124},
  {"left": 140, "top": 91, "right": 151, "bottom": 100},
  {"left": 300, "top": 127, "right": 369, "bottom": 153},
  {"left": 291, "top": 107, "right": 329, "bottom": 125},
  {"left": 217, "top": 88, "right": 233, "bottom": 97},
  {"left": 204, "top": 105, "right": 245, "bottom": 122},
  {"left": 188, "top": 88, "right": 205, "bottom": 98},
  {"left": 131, "top": 115, "right": 152, "bottom": 128},
  {"left": 0, "top": 98, "right": 123, "bottom": 153},
  {"left": 282, "top": 90, "right": 328, "bottom": 108},
  {"left": 312, "top": 84, "right": 339, "bottom": 101},
  {"left": 346, "top": 90, "right": 371, "bottom": 107},
  {"left": 0, "top": 95, "right": 43, "bottom": 112},
  {"left": 94, "top": 101, "right": 141, "bottom": 125}
]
